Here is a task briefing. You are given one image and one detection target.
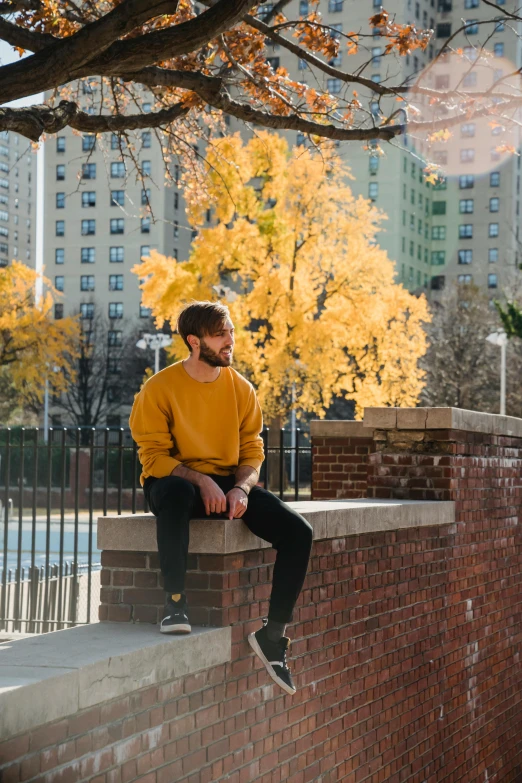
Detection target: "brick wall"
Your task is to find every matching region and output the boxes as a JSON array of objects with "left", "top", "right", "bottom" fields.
[
  {"left": 311, "top": 422, "right": 374, "bottom": 500},
  {"left": 4, "top": 517, "right": 522, "bottom": 783}
]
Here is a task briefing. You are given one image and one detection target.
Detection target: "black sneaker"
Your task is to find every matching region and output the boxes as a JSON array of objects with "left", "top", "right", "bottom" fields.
[
  {"left": 160, "top": 593, "right": 191, "bottom": 634},
  {"left": 248, "top": 620, "right": 296, "bottom": 695}
]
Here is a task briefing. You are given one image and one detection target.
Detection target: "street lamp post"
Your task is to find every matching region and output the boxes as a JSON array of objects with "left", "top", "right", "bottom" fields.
[
  {"left": 136, "top": 333, "right": 173, "bottom": 374},
  {"left": 486, "top": 331, "right": 508, "bottom": 416}
]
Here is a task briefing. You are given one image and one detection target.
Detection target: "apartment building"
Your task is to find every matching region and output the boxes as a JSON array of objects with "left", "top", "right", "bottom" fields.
[
  {"left": 425, "top": 0, "right": 522, "bottom": 298},
  {"left": 255, "top": 0, "right": 522, "bottom": 299},
  {"left": 44, "top": 118, "right": 192, "bottom": 323},
  {"left": 0, "top": 129, "right": 36, "bottom": 270}
]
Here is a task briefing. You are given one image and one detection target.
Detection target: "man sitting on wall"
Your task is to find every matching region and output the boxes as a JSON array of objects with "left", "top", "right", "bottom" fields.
[{"left": 129, "top": 300, "right": 313, "bottom": 696}]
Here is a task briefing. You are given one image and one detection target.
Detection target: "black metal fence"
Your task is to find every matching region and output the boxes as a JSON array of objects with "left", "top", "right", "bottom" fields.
[{"left": 0, "top": 426, "right": 311, "bottom": 634}]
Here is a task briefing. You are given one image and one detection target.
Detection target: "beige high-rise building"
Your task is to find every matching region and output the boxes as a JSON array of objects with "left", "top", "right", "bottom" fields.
[
  {"left": 250, "top": 0, "right": 522, "bottom": 299},
  {"left": 43, "top": 114, "right": 191, "bottom": 323},
  {"left": 0, "top": 130, "right": 36, "bottom": 271}
]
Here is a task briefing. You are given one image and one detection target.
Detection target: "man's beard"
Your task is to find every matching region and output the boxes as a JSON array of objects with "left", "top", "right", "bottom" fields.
[{"left": 198, "top": 338, "right": 233, "bottom": 367}]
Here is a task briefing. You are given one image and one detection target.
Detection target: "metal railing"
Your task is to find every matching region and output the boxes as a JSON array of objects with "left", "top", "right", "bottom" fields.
[{"left": 0, "top": 426, "right": 311, "bottom": 633}]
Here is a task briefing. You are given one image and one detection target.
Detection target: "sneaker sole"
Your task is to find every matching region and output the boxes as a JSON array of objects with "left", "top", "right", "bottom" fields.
[
  {"left": 160, "top": 623, "right": 191, "bottom": 634},
  {"left": 248, "top": 632, "right": 296, "bottom": 696}
]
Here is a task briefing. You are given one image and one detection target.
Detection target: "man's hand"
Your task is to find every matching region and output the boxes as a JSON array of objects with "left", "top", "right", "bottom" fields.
[
  {"left": 199, "top": 475, "right": 227, "bottom": 516},
  {"left": 226, "top": 487, "right": 248, "bottom": 519}
]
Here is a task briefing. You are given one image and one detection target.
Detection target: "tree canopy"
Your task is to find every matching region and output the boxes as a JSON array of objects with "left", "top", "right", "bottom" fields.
[
  {"left": 0, "top": 0, "right": 519, "bottom": 180},
  {"left": 133, "top": 131, "right": 430, "bottom": 420},
  {"left": 0, "top": 261, "right": 79, "bottom": 403}
]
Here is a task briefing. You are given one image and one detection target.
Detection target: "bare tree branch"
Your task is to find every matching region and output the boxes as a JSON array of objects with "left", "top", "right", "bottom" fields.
[
  {"left": 0, "top": 16, "right": 54, "bottom": 51},
  {"left": 0, "top": 99, "right": 189, "bottom": 140}
]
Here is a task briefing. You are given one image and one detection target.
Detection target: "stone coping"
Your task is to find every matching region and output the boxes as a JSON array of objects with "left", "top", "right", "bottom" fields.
[
  {"left": 98, "top": 499, "right": 456, "bottom": 554},
  {"left": 363, "top": 406, "right": 522, "bottom": 438},
  {"left": 310, "top": 420, "right": 374, "bottom": 438},
  {"left": 0, "top": 623, "right": 230, "bottom": 738}
]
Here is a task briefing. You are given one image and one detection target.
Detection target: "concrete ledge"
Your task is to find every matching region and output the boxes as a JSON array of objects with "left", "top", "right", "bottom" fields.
[
  {"left": 310, "top": 420, "right": 374, "bottom": 438},
  {"left": 0, "top": 623, "right": 230, "bottom": 738},
  {"left": 97, "top": 500, "right": 456, "bottom": 553},
  {"left": 363, "top": 406, "right": 522, "bottom": 439}
]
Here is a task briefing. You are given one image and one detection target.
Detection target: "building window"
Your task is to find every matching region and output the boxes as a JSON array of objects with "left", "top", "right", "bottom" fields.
[
  {"left": 460, "top": 148, "right": 475, "bottom": 163},
  {"left": 489, "top": 248, "right": 498, "bottom": 263},
  {"left": 267, "top": 56, "right": 280, "bottom": 70},
  {"left": 111, "top": 133, "right": 125, "bottom": 150},
  {"left": 82, "top": 134, "right": 96, "bottom": 152},
  {"left": 110, "top": 218, "right": 124, "bottom": 234},
  {"left": 494, "top": 42, "right": 504, "bottom": 56},
  {"left": 459, "top": 224, "right": 473, "bottom": 238},
  {"left": 436, "top": 23, "right": 451, "bottom": 37},
  {"left": 141, "top": 217, "right": 151, "bottom": 233},
  {"left": 299, "top": 0, "right": 308, "bottom": 12},
  {"left": 140, "top": 305, "right": 152, "bottom": 318},
  {"left": 107, "top": 359, "right": 121, "bottom": 375},
  {"left": 142, "top": 161, "right": 151, "bottom": 176},
  {"left": 55, "top": 248, "right": 64, "bottom": 265},
  {"left": 111, "top": 190, "right": 125, "bottom": 207},
  {"left": 488, "top": 273, "right": 498, "bottom": 288},
  {"left": 109, "top": 246, "right": 124, "bottom": 263},
  {"left": 459, "top": 199, "right": 474, "bottom": 213},
  {"left": 432, "top": 201, "right": 446, "bottom": 215},
  {"left": 489, "top": 223, "right": 499, "bottom": 237},
  {"left": 489, "top": 197, "right": 499, "bottom": 212},
  {"left": 328, "top": 0, "right": 343, "bottom": 9},
  {"left": 81, "top": 219, "right": 96, "bottom": 235},
  {"left": 81, "top": 163, "right": 96, "bottom": 180},
  {"left": 431, "top": 251, "right": 446, "bottom": 265},
  {"left": 56, "top": 137, "right": 66, "bottom": 153},
  {"left": 108, "top": 330, "right": 123, "bottom": 347},
  {"left": 140, "top": 245, "right": 150, "bottom": 259},
  {"left": 79, "top": 191, "right": 95, "bottom": 208},
  {"left": 80, "top": 303, "right": 94, "bottom": 319},
  {"left": 111, "top": 162, "right": 126, "bottom": 178},
  {"left": 462, "top": 72, "right": 477, "bottom": 88},
  {"left": 459, "top": 175, "right": 474, "bottom": 189},
  {"left": 80, "top": 275, "right": 95, "bottom": 291},
  {"left": 173, "top": 220, "right": 179, "bottom": 238},
  {"left": 490, "top": 171, "right": 500, "bottom": 187},
  {"left": 109, "top": 302, "right": 123, "bottom": 319},
  {"left": 327, "top": 78, "right": 342, "bottom": 94},
  {"left": 298, "top": 57, "right": 308, "bottom": 70},
  {"left": 464, "top": 0, "right": 478, "bottom": 6},
  {"left": 56, "top": 192, "right": 65, "bottom": 209},
  {"left": 53, "top": 303, "right": 64, "bottom": 320},
  {"left": 465, "top": 19, "right": 479, "bottom": 34},
  {"left": 368, "top": 182, "right": 378, "bottom": 200},
  {"left": 458, "top": 274, "right": 472, "bottom": 284},
  {"left": 81, "top": 247, "right": 95, "bottom": 264},
  {"left": 54, "top": 275, "right": 64, "bottom": 291},
  {"left": 109, "top": 274, "right": 124, "bottom": 291},
  {"left": 174, "top": 193, "right": 179, "bottom": 210},
  {"left": 461, "top": 124, "right": 475, "bottom": 137},
  {"left": 141, "top": 131, "right": 151, "bottom": 149},
  {"left": 432, "top": 226, "right": 446, "bottom": 240},
  {"left": 141, "top": 188, "right": 151, "bottom": 206},
  {"left": 458, "top": 249, "right": 473, "bottom": 264},
  {"left": 55, "top": 220, "right": 64, "bottom": 236},
  {"left": 56, "top": 165, "right": 65, "bottom": 181},
  {"left": 369, "top": 156, "right": 379, "bottom": 175}
]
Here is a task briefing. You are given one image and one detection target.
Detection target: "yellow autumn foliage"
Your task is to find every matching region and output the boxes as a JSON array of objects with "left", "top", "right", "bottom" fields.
[
  {"left": 133, "top": 132, "right": 430, "bottom": 420},
  {"left": 0, "top": 262, "right": 80, "bottom": 404}
]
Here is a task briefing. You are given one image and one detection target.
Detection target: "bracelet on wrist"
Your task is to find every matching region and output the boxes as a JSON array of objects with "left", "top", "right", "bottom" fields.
[{"left": 234, "top": 485, "right": 249, "bottom": 498}]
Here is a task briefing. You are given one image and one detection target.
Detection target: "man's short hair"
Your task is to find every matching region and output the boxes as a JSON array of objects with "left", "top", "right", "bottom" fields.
[{"left": 176, "top": 300, "right": 230, "bottom": 352}]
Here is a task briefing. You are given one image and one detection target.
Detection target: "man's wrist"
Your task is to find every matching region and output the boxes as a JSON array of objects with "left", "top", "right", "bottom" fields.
[{"left": 233, "top": 485, "right": 249, "bottom": 498}]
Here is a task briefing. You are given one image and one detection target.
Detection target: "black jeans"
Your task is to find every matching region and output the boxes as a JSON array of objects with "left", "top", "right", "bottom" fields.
[{"left": 143, "top": 473, "right": 313, "bottom": 624}]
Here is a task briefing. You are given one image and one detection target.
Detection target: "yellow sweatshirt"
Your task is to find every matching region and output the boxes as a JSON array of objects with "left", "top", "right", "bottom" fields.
[{"left": 129, "top": 360, "right": 264, "bottom": 485}]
